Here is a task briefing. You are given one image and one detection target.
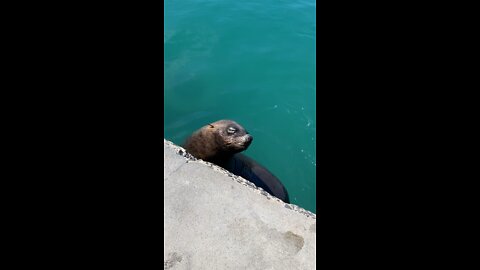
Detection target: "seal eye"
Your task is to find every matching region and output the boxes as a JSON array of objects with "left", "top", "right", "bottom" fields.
[{"left": 227, "top": 127, "right": 236, "bottom": 134}]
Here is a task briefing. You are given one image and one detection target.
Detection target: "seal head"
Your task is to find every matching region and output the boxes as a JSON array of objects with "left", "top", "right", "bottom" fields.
[{"left": 184, "top": 120, "right": 253, "bottom": 162}]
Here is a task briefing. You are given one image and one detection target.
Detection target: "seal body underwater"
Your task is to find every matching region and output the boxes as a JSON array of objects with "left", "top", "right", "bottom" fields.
[{"left": 183, "top": 120, "right": 290, "bottom": 203}]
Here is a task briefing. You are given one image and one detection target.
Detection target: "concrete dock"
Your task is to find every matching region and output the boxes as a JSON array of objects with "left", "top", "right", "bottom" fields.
[{"left": 164, "top": 139, "right": 316, "bottom": 269}]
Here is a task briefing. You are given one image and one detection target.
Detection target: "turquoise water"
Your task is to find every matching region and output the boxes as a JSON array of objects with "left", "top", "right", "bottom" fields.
[{"left": 164, "top": 0, "right": 316, "bottom": 213}]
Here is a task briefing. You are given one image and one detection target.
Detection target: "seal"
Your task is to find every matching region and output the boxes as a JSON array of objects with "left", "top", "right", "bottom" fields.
[{"left": 183, "top": 120, "right": 290, "bottom": 203}]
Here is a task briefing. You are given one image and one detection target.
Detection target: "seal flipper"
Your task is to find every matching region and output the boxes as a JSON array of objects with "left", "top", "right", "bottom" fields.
[{"left": 226, "top": 153, "right": 290, "bottom": 203}]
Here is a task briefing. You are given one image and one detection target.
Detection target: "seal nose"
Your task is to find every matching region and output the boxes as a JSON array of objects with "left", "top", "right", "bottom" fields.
[{"left": 245, "top": 134, "right": 253, "bottom": 145}]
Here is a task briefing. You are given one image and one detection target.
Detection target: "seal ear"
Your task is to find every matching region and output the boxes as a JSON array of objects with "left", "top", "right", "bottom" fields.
[{"left": 208, "top": 124, "right": 214, "bottom": 128}]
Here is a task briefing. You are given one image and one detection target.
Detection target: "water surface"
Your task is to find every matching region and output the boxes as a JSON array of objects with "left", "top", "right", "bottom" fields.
[{"left": 164, "top": 0, "right": 316, "bottom": 213}]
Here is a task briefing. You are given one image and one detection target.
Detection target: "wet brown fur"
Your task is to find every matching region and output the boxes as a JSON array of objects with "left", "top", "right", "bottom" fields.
[{"left": 183, "top": 120, "right": 251, "bottom": 162}]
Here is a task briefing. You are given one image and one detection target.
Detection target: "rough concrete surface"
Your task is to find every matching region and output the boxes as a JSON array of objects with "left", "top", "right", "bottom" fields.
[{"left": 164, "top": 139, "right": 316, "bottom": 270}]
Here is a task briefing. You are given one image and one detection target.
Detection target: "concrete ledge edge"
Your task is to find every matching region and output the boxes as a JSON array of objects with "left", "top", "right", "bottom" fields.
[{"left": 164, "top": 138, "right": 316, "bottom": 219}]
